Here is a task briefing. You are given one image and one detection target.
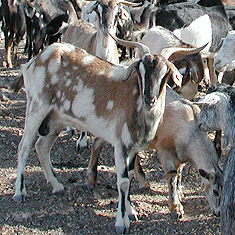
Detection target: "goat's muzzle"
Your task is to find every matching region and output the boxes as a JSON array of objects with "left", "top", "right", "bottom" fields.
[{"left": 145, "top": 96, "right": 156, "bottom": 110}]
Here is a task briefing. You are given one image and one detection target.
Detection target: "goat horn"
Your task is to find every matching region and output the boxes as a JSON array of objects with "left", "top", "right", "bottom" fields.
[
  {"left": 110, "top": 33, "right": 150, "bottom": 56},
  {"left": 161, "top": 43, "right": 208, "bottom": 60},
  {"left": 26, "top": 0, "right": 34, "bottom": 7},
  {"left": 117, "top": 0, "right": 142, "bottom": 7}
]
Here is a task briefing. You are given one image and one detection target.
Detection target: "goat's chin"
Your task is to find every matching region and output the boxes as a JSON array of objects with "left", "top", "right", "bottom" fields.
[
  {"left": 144, "top": 102, "right": 156, "bottom": 111},
  {"left": 212, "top": 206, "right": 221, "bottom": 217}
]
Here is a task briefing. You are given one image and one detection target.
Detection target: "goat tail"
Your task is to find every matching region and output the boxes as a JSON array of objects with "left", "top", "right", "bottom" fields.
[{"left": 10, "top": 72, "right": 24, "bottom": 93}]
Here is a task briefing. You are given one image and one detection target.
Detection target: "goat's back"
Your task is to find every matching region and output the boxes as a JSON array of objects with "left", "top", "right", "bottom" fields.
[{"left": 62, "top": 19, "right": 97, "bottom": 52}]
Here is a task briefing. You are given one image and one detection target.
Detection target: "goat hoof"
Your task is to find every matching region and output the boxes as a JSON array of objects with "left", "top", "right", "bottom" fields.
[
  {"left": 13, "top": 195, "right": 24, "bottom": 203},
  {"left": 116, "top": 226, "right": 129, "bottom": 234},
  {"left": 128, "top": 214, "right": 138, "bottom": 221},
  {"left": 76, "top": 145, "right": 86, "bottom": 153},
  {"left": 54, "top": 189, "right": 65, "bottom": 195},
  {"left": 171, "top": 211, "right": 183, "bottom": 219},
  {"left": 86, "top": 182, "right": 95, "bottom": 191}
]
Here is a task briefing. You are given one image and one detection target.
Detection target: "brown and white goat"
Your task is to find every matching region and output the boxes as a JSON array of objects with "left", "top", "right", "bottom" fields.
[
  {"left": 87, "top": 86, "right": 223, "bottom": 218},
  {"left": 11, "top": 38, "right": 204, "bottom": 234}
]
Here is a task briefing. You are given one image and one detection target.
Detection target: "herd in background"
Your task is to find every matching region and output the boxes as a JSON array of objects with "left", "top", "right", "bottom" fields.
[{"left": 0, "top": 0, "right": 234, "bottom": 234}]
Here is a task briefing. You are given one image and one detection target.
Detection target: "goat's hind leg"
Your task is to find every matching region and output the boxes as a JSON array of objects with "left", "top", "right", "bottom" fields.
[
  {"left": 86, "top": 137, "right": 105, "bottom": 189},
  {"left": 13, "top": 110, "right": 49, "bottom": 202},
  {"left": 35, "top": 117, "right": 65, "bottom": 195},
  {"left": 166, "top": 169, "right": 185, "bottom": 219}
]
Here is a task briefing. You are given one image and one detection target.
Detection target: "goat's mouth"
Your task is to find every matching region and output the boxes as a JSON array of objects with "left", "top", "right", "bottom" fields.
[{"left": 212, "top": 206, "right": 221, "bottom": 217}]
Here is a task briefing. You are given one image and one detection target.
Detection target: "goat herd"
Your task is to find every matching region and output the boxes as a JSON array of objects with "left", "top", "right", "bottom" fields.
[{"left": 0, "top": 0, "right": 234, "bottom": 234}]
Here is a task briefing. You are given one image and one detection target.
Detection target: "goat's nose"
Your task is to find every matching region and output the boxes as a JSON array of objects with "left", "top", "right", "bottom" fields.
[{"left": 145, "top": 97, "right": 156, "bottom": 107}]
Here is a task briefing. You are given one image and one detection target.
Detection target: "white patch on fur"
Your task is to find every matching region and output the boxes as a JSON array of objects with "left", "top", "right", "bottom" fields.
[
  {"left": 51, "top": 75, "right": 59, "bottom": 85},
  {"left": 107, "top": 100, "right": 114, "bottom": 110},
  {"left": 66, "top": 79, "right": 72, "bottom": 87},
  {"left": 59, "top": 43, "right": 75, "bottom": 53},
  {"left": 98, "top": 70, "right": 105, "bottom": 76},
  {"left": 61, "top": 92, "right": 66, "bottom": 103},
  {"left": 133, "top": 88, "right": 138, "bottom": 95},
  {"left": 48, "top": 58, "right": 61, "bottom": 75},
  {"left": 63, "top": 99, "right": 71, "bottom": 111},
  {"left": 35, "top": 66, "right": 46, "bottom": 80},
  {"left": 121, "top": 123, "right": 132, "bottom": 147},
  {"left": 139, "top": 61, "right": 146, "bottom": 95},
  {"left": 72, "top": 80, "right": 95, "bottom": 117},
  {"left": 109, "top": 64, "right": 127, "bottom": 81},
  {"left": 40, "top": 44, "right": 57, "bottom": 63},
  {"left": 81, "top": 54, "right": 95, "bottom": 65},
  {"left": 173, "top": 14, "right": 212, "bottom": 56},
  {"left": 56, "top": 90, "right": 62, "bottom": 99},
  {"left": 73, "top": 66, "right": 79, "bottom": 70},
  {"left": 28, "top": 66, "right": 46, "bottom": 93},
  {"left": 136, "top": 96, "right": 142, "bottom": 112}
]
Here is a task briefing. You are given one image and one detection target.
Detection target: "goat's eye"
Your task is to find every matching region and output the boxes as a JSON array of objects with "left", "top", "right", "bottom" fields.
[{"left": 213, "top": 189, "right": 219, "bottom": 196}]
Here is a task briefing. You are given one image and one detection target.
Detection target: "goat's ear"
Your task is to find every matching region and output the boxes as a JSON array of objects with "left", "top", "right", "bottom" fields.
[
  {"left": 86, "top": 1, "right": 99, "bottom": 14},
  {"left": 119, "top": 7, "right": 129, "bottom": 21},
  {"left": 199, "top": 169, "right": 213, "bottom": 181},
  {"left": 167, "top": 61, "right": 182, "bottom": 87},
  {"left": 194, "top": 94, "right": 220, "bottom": 106},
  {"left": 122, "top": 60, "right": 140, "bottom": 81}
]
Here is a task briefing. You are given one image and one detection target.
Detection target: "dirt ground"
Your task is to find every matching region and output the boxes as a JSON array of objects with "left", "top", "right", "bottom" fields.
[{"left": 0, "top": 37, "right": 226, "bottom": 235}]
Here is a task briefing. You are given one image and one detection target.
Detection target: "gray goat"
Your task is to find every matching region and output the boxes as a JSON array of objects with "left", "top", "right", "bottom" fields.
[{"left": 196, "top": 83, "right": 235, "bottom": 235}]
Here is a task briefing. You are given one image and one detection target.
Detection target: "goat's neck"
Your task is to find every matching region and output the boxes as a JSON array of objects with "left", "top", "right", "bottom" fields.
[
  {"left": 136, "top": 87, "right": 167, "bottom": 147},
  {"left": 96, "top": 29, "right": 118, "bottom": 64}
]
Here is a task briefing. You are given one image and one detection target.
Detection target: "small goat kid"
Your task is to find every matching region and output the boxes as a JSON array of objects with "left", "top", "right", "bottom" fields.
[
  {"left": 11, "top": 39, "right": 204, "bottom": 234},
  {"left": 196, "top": 83, "right": 235, "bottom": 146}
]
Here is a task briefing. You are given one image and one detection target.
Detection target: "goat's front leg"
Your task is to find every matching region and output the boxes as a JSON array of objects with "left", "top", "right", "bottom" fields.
[
  {"left": 114, "top": 147, "right": 137, "bottom": 234},
  {"left": 166, "top": 170, "right": 184, "bottom": 219},
  {"left": 176, "top": 164, "right": 185, "bottom": 202}
]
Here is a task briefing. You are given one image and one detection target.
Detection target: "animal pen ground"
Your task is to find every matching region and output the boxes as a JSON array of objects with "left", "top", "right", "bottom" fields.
[{"left": 0, "top": 38, "right": 226, "bottom": 234}]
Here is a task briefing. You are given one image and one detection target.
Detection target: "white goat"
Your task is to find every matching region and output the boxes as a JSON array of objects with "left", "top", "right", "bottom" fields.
[
  {"left": 11, "top": 37, "right": 204, "bottom": 234},
  {"left": 137, "top": 26, "right": 205, "bottom": 100},
  {"left": 214, "top": 30, "right": 235, "bottom": 73}
]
